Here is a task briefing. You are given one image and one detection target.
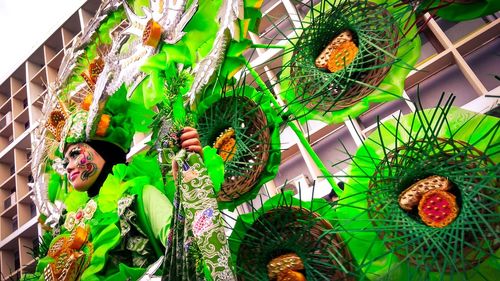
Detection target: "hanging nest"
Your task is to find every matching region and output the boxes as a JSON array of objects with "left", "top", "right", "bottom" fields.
[
  {"left": 290, "top": 1, "right": 399, "bottom": 111},
  {"left": 367, "top": 137, "right": 498, "bottom": 271},
  {"left": 336, "top": 94, "right": 500, "bottom": 279},
  {"left": 272, "top": 0, "right": 420, "bottom": 123},
  {"left": 196, "top": 85, "right": 281, "bottom": 210},
  {"left": 229, "top": 192, "right": 358, "bottom": 280}
]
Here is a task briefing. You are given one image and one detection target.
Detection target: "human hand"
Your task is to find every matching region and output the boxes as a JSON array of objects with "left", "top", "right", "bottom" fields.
[
  {"left": 178, "top": 127, "right": 202, "bottom": 155},
  {"left": 173, "top": 127, "right": 202, "bottom": 180}
]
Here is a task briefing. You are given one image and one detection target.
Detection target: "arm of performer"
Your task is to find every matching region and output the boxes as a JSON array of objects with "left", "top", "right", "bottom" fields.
[{"left": 145, "top": 127, "right": 203, "bottom": 246}]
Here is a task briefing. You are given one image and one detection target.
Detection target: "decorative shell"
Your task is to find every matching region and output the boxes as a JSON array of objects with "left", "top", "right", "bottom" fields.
[
  {"left": 267, "top": 253, "right": 305, "bottom": 280},
  {"left": 398, "top": 175, "right": 451, "bottom": 211},
  {"left": 315, "top": 30, "right": 354, "bottom": 69}
]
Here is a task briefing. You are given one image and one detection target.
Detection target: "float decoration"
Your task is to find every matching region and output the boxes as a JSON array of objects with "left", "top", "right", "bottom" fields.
[
  {"left": 265, "top": 0, "right": 420, "bottom": 124},
  {"left": 228, "top": 191, "right": 359, "bottom": 280},
  {"left": 196, "top": 82, "right": 282, "bottom": 210},
  {"left": 123, "top": 0, "right": 266, "bottom": 278},
  {"left": 336, "top": 94, "right": 499, "bottom": 280}
]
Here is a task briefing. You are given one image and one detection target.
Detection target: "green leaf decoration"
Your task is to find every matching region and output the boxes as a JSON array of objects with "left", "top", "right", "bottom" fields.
[
  {"left": 228, "top": 190, "right": 359, "bottom": 280},
  {"left": 203, "top": 146, "right": 225, "bottom": 194},
  {"left": 427, "top": 0, "right": 500, "bottom": 22},
  {"left": 196, "top": 82, "right": 282, "bottom": 210},
  {"left": 336, "top": 93, "right": 500, "bottom": 280}
]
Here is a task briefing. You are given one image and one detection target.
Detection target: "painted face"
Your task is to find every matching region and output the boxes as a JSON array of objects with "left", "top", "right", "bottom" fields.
[{"left": 64, "top": 143, "right": 105, "bottom": 192}]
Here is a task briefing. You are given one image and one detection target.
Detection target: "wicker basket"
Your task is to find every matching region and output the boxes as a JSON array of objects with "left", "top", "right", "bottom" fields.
[
  {"left": 367, "top": 138, "right": 499, "bottom": 271},
  {"left": 198, "top": 96, "right": 271, "bottom": 202},
  {"left": 236, "top": 206, "right": 356, "bottom": 280},
  {"left": 289, "top": 1, "right": 400, "bottom": 112}
]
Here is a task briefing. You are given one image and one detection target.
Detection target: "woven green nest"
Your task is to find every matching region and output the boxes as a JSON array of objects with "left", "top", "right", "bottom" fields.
[
  {"left": 229, "top": 191, "right": 359, "bottom": 280},
  {"left": 196, "top": 85, "right": 281, "bottom": 211},
  {"left": 275, "top": 0, "right": 420, "bottom": 124},
  {"left": 336, "top": 95, "right": 500, "bottom": 280}
]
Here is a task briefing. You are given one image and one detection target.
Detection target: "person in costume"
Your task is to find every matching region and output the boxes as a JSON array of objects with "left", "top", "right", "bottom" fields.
[{"left": 31, "top": 88, "right": 204, "bottom": 280}]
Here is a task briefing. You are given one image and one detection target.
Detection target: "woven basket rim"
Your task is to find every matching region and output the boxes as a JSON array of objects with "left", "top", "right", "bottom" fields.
[
  {"left": 236, "top": 206, "right": 356, "bottom": 281},
  {"left": 212, "top": 96, "right": 272, "bottom": 202}
]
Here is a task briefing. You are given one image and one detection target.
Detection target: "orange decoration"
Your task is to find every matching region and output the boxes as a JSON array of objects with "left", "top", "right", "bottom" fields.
[
  {"left": 81, "top": 56, "right": 104, "bottom": 87},
  {"left": 327, "top": 40, "right": 358, "bottom": 72},
  {"left": 46, "top": 100, "right": 69, "bottom": 141},
  {"left": 278, "top": 270, "right": 307, "bottom": 281},
  {"left": 48, "top": 237, "right": 67, "bottom": 258},
  {"left": 81, "top": 94, "right": 93, "bottom": 111},
  {"left": 315, "top": 30, "right": 354, "bottom": 69},
  {"left": 68, "top": 226, "right": 88, "bottom": 250},
  {"left": 95, "top": 114, "right": 111, "bottom": 137},
  {"left": 80, "top": 70, "right": 94, "bottom": 88},
  {"left": 44, "top": 225, "right": 91, "bottom": 280},
  {"left": 213, "top": 128, "right": 237, "bottom": 162},
  {"left": 89, "top": 56, "right": 104, "bottom": 77},
  {"left": 142, "top": 19, "right": 162, "bottom": 47},
  {"left": 46, "top": 248, "right": 86, "bottom": 281},
  {"left": 418, "top": 189, "right": 459, "bottom": 228},
  {"left": 267, "top": 253, "right": 305, "bottom": 280}
]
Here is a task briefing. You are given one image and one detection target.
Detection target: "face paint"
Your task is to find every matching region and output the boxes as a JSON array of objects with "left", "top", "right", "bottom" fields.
[
  {"left": 64, "top": 143, "right": 105, "bottom": 192},
  {"left": 74, "top": 145, "right": 98, "bottom": 181}
]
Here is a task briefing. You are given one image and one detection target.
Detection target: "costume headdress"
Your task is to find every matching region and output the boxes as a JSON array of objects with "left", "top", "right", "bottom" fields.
[{"left": 30, "top": 0, "right": 154, "bottom": 231}]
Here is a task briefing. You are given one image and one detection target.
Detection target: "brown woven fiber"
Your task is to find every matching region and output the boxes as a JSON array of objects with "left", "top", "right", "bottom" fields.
[
  {"left": 212, "top": 96, "right": 271, "bottom": 202},
  {"left": 367, "top": 138, "right": 499, "bottom": 271},
  {"left": 236, "top": 206, "right": 356, "bottom": 280}
]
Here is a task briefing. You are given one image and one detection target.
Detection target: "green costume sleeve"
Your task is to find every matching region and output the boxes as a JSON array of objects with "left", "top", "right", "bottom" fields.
[{"left": 142, "top": 184, "right": 173, "bottom": 247}]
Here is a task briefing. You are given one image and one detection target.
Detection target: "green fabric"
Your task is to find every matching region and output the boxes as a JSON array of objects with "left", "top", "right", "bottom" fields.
[
  {"left": 163, "top": 150, "right": 236, "bottom": 280},
  {"left": 64, "top": 187, "right": 89, "bottom": 212},
  {"left": 196, "top": 85, "right": 282, "bottom": 210},
  {"left": 179, "top": 151, "right": 235, "bottom": 279},
  {"left": 434, "top": 0, "right": 500, "bottom": 22},
  {"left": 280, "top": 0, "right": 421, "bottom": 124},
  {"left": 102, "top": 263, "right": 146, "bottom": 281},
  {"left": 134, "top": 184, "right": 164, "bottom": 257},
  {"left": 82, "top": 223, "right": 122, "bottom": 280},
  {"left": 143, "top": 185, "right": 173, "bottom": 245},
  {"left": 202, "top": 146, "right": 225, "bottom": 193},
  {"left": 36, "top": 153, "right": 169, "bottom": 280},
  {"left": 337, "top": 106, "right": 499, "bottom": 280}
]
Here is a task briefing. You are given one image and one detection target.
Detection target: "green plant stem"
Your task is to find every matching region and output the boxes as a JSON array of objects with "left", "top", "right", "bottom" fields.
[
  {"left": 245, "top": 59, "right": 343, "bottom": 196},
  {"left": 251, "top": 43, "right": 286, "bottom": 49}
]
